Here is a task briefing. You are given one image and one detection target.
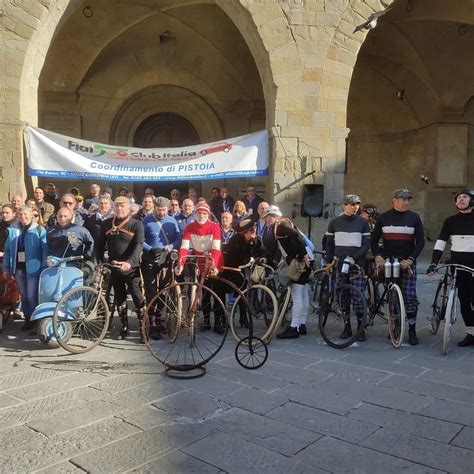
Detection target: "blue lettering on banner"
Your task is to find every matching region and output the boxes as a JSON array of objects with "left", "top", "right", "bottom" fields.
[{"left": 28, "top": 167, "right": 269, "bottom": 182}]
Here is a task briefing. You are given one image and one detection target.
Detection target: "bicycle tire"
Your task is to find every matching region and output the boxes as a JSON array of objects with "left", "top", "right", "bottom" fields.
[
  {"left": 53, "top": 286, "right": 110, "bottom": 354},
  {"left": 319, "top": 283, "right": 367, "bottom": 349},
  {"left": 387, "top": 284, "right": 406, "bottom": 348},
  {"left": 442, "top": 290, "right": 455, "bottom": 355},
  {"left": 229, "top": 284, "right": 277, "bottom": 344},
  {"left": 144, "top": 282, "right": 227, "bottom": 370},
  {"left": 235, "top": 336, "right": 268, "bottom": 370},
  {"left": 431, "top": 277, "right": 448, "bottom": 335}
]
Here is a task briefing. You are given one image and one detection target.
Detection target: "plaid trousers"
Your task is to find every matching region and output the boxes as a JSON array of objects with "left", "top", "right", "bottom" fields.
[
  {"left": 330, "top": 268, "right": 365, "bottom": 314},
  {"left": 399, "top": 262, "right": 419, "bottom": 316}
]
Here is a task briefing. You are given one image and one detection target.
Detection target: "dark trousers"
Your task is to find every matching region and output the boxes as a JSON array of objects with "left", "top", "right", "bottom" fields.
[
  {"left": 110, "top": 267, "right": 144, "bottom": 311},
  {"left": 457, "top": 270, "right": 474, "bottom": 328}
]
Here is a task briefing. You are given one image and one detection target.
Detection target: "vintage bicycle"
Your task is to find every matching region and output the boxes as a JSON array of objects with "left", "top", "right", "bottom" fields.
[
  {"left": 365, "top": 259, "right": 409, "bottom": 348},
  {"left": 143, "top": 254, "right": 268, "bottom": 378},
  {"left": 431, "top": 263, "right": 474, "bottom": 355}
]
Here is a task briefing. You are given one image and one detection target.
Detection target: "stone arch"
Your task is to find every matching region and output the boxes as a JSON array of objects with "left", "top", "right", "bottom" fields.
[{"left": 108, "top": 85, "right": 224, "bottom": 146}]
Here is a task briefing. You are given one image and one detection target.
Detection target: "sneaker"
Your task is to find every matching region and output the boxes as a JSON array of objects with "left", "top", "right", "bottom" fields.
[
  {"left": 340, "top": 324, "right": 352, "bottom": 339},
  {"left": 299, "top": 324, "right": 307, "bottom": 335},
  {"left": 277, "top": 326, "right": 300, "bottom": 339},
  {"left": 457, "top": 334, "right": 474, "bottom": 347},
  {"left": 408, "top": 325, "right": 418, "bottom": 346}
]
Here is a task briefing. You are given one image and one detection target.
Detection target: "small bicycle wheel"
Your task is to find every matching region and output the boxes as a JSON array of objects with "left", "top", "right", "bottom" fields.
[
  {"left": 442, "top": 290, "right": 455, "bottom": 355},
  {"left": 387, "top": 284, "right": 406, "bottom": 348},
  {"left": 144, "top": 282, "right": 227, "bottom": 370},
  {"left": 431, "top": 277, "right": 448, "bottom": 335},
  {"left": 319, "top": 283, "right": 367, "bottom": 349},
  {"left": 235, "top": 336, "right": 268, "bottom": 370},
  {"left": 230, "top": 285, "right": 277, "bottom": 343},
  {"left": 53, "top": 286, "right": 110, "bottom": 354}
]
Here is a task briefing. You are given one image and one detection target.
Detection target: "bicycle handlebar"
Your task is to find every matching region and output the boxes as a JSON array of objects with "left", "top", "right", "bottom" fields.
[{"left": 434, "top": 263, "right": 474, "bottom": 274}]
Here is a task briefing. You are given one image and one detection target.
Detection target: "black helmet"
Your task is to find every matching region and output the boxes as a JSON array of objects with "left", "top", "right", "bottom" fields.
[{"left": 454, "top": 189, "right": 474, "bottom": 207}]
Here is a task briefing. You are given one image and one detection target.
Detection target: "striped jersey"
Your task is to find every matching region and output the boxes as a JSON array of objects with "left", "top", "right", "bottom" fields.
[
  {"left": 371, "top": 209, "right": 425, "bottom": 260},
  {"left": 431, "top": 211, "right": 474, "bottom": 266},
  {"left": 325, "top": 214, "right": 370, "bottom": 262}
]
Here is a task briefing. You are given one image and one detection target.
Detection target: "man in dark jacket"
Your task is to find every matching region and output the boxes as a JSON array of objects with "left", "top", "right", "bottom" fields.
[
  {"left": 96, "top": 197, "right": 145, "bottom": 341},
  {"left": 211, "top": 187, "right": 235, "bottom": 222},
  {"left": 243, "top": 185, "right": 264, "bottom": 221}
]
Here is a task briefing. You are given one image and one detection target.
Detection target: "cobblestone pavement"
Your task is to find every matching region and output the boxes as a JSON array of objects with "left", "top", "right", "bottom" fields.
[{"left": 0, "top": 270, "right": 473, "bottom": 473}]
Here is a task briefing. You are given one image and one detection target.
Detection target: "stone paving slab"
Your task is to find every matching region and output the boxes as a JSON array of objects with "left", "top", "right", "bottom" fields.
[
  {"left": 0, "top": 368, "right": 66, "bottom": 390},
  {"left": 361, "top": 427, "right": 474, "bottom": 473},
  {"left": 418, "top": 399, "right": 474, "bottom": 427},
  {"left": 0, "top": 386, "right": 102, "bottom": 428},
  {"left": 0, "top": 424, "right": 45, "bottom": 450},
  {"left": 71, "top": 423, "right": 216, "bottom": 473},
  {"left": 419, "top": 368, "right": 474, "bottom": 389},
  {"left": 116, "top": 406, "right": 175, "bottom": 431},
  {"left": 152, "top": 390, "right": 226, "bottom": 420},
  {"left": 312, "top": 375, "right": 434, "bottom": 412},
  {"left": 248, "top": 360, "right": 330, "bottom": 385},
  {"left": 267, "top": 401, "right": 379, "bottom": 444},
  {"left": 218, "top": 386, "right": 289, "bottom": 415},
  {"left": 27, "top": 399, "right": 125, "bottom": 436},
  {"left": 36, "top": 460, "right": 86, "bottom": 473},
  {"left": 130, "top": 450, "right": 223, "bottom": 473},
  {"left": 6, "top": 371, "right": 105, "bottom": 400},
  {"left": 307, "top": 359, "right": 390, "bottom": 383},
  {"left": 296, "top": 435, "right": 444, "bottom": 473},
  {"left": 381, "top": 374, "right": 474, "bottom": 405},
  {"left": 347, "top": 402, "right": 463, "bottom": 443},
  {"left": 273, "top": 383, "right": 357, "bottom": 415},
  {"left": 182, "top": 431, "right": 321, "bottom": 474},
  {"left": 451, "top": 426, "right": 474, "bottom": 450},
  {"left": 1, "top": 417, "right": 140, "bottom": 472},
  {"left": 0, "top": 392, "right": 22, "bottom": 409},
  {"left": 206, "top": 406, "right": 322, "bottom": 456}
]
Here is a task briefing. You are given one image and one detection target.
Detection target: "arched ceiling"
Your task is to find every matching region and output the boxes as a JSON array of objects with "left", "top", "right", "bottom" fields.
[
  {"left": 39, "top": 0, "right": 263, "bottom": 102},
  {"left": 355, "top": 0, "right": 474, "bottom": 111}
]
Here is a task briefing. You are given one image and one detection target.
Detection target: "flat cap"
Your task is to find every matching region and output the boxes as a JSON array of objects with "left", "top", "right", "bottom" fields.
[{"left": 393, "top": 188, "right": 412, "bottom": 199}]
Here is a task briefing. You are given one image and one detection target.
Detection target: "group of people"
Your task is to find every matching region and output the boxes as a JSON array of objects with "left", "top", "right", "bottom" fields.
[{"left": 0, "top": 180, "right": 473, "bottom": 350}]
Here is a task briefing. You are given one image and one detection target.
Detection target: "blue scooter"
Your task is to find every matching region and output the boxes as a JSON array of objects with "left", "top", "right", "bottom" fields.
[{"left": 30, "top": 255, "right": 84, "bottom": 347}]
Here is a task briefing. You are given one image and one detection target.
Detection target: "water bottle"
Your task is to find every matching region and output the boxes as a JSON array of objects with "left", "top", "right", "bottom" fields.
[
  {"left": 393, "top": 258, "right": 400, "bottom": 278},
  {"left": 341, "top": 256, "right": 351, "bottom": 274},
  {"left": 384, "top": 258, "right": 392, "bottom": 279}
]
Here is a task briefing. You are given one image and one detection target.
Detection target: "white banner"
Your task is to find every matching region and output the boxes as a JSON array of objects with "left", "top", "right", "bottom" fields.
[{"left": 26, "top": 126, "right": 269, "bottom": 182}]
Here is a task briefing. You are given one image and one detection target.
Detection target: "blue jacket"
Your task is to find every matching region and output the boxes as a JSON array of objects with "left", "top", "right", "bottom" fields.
[
  {"left": 47, "top": 223, "right": 94, "bottom": 261},
  {"left": 143, "top": 214, "right": 181, "bottom": 253},
  {"left": 2, "top": 222, "right": 48, "bottom": 277},
  {"left": 176, "top": 212, "right": 195, "bottom": 234}
]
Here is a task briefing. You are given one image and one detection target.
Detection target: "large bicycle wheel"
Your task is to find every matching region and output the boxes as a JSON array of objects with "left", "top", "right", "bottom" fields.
[
  {"left": 431, "top": 277, "right": 448, "bottom": 335},
  {"left": 442, "top": 290, "right": 455, "bottom": 355},
  {"left": 230, "top": 284, "right": 277, "bottom": 343},
  {"left": 319, "top": 283, "right": 367, "bottom": 349},
  {"left": 53, "top": 286, "right": 110, "bottom": 354},
  {"left": 144, "top": 282, "right": 227, "bottom": 370},
  {"left": 387, "top": 284, "right": 406, "bottom": 348}
]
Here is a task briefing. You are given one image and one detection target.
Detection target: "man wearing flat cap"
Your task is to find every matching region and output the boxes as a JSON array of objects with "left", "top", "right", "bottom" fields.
[
  {"left": 325, "top": 194, "right": 371, "bottom": 341},
  {"left": 371, "top": 188, "right": 425, "bottom": 345},
  {"left": 96, "top": 196, "right": 145, "bottom": 341}
]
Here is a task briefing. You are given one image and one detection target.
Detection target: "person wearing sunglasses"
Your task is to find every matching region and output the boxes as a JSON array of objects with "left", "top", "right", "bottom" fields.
[{"left": 46, "top": 194, "right": 84, "bottom": 228}]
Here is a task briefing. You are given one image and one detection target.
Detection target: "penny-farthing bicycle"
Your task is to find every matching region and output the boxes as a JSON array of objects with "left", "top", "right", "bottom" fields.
[{"left": 142, "top": 254, "right": 268, "bottom": 378}]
